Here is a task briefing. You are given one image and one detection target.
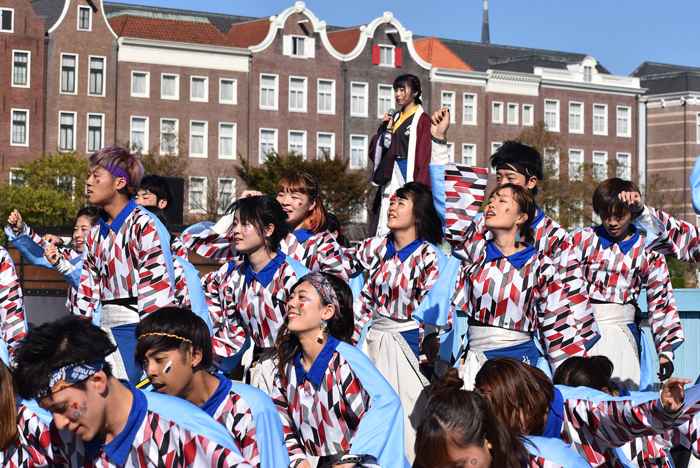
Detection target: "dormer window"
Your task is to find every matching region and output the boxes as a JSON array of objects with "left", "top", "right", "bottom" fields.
[
  {"left": 78, "top": 6, "right": 91, "bottom": 31},
  {"left": 372, "top": 45, "right": 402, "bottom": 67},
  {"left": 292, "top": 37, "right": 305, "bottom": 56},
  {"left": 0, "top": 8, "right": 13, "bottom": 33},
  {"left": 283, "top": 35, "right": 315, "bottom": 58},
  {"left": 583, "top": 66, "right": 592, "bottom": 82}
]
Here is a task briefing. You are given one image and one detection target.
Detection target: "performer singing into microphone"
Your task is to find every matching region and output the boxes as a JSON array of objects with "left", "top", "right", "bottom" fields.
[{"left": 368, "top": 74, "right": 447, "bottom": 236}]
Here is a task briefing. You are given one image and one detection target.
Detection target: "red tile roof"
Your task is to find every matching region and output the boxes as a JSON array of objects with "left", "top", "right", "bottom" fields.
[
  {"left": 109, "top": 14, "right": 234, "bottom": 47},
  {"left": 326, "top": 27, "right": 362, "bottom": 55},
  {"left": 413, "top": 36, "right": 474, "bottom": 71},
  {"left": 226, "top": 18, "right": 271, "bottom": 48}
]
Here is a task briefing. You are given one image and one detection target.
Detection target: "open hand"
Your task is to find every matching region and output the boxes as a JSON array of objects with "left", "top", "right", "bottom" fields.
[
  {"left": 660, "top": 377, "right": 692, "bottom": 413},
  {"left": 618, "top": 191, "right": 643, "bottom": 213}
]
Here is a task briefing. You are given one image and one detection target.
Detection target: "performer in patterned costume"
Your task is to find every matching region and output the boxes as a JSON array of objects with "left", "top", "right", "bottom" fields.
[
  {"left": 135, "top": 307, "right": 288, "bottom": 468},
  {"left": 0, "top": 244, "right": 26, "bottom": 363},
  {"left": 10, "top": 315, "right": 252, "bottom": 468},
  {"left": 569, "top": 178, "right": 683, "bottom": 391},
  {"left": 270, "top": 272, "right": 408, "bottom": 468}
]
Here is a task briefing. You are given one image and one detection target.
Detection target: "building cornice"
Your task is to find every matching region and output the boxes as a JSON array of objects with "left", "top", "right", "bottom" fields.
[
  {"left": 117, "top": 37, "right": 251, "bottom": 56},
  {"left": 430, "top": 68, "right": 488, "bottom": 86},
  {"left": 539, "top": 79, "right": 645, "bottom": 97}
]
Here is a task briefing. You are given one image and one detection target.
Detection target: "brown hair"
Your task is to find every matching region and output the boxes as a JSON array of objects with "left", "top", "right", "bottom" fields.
[
  {"left": 487, "top": 183, "right": 537, "bottom": 244},
  {"left": 89, "top": 145, "right": 145, "bottom": 198},
  {"left": 592, "top": 178, "right": 640, "bottom": 219},
  {"left": 414, "top": 369, "right": 530, "bottom": 468},
  {"left": 277, "top": 171, "right": 329, "bottom": 233},
  {"left": 474, "top": 357, "right": 554, "bottom": 436},
  {"left": 0, "top": 360, "right": 18, "bottom": 451}
]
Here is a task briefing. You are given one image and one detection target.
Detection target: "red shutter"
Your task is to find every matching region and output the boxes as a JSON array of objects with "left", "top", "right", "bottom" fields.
[
  {"left": 372, "top": 45, "right": 380, "bottom": 65},
  {"left": 395, "top": 47, "right": 402, "bottom": 67}
]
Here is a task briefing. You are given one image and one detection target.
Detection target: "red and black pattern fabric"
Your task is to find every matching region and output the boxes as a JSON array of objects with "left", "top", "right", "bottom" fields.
[
  {"left": 529, "top": 456, "right": 569, "bottom": 468},
  {"left": 0, "top": 247, "right": 26, "bottom": 361},
  {"left": 442, "top": 165, "right": 488, "bottom": 241},
  {"left": 279, "top": 230, "right": 348, "bottom": 281},
  {"left": 211, "top": 389, "right": 259, "bottom": 466},
  {"left": 645, "top": 207, "right": 700, "bottom": 262},
  {"left": 171, "top": 259, "right": 191, "bottom": 310},
  {"left": 19, "top": 224, "right": 78, "bottom": 263},
  {"left": 0, "top": 404, "right": 52, "bottom": 468},
  {"left": 201, "top": 264, "right": 227, "bottom": 329},
  {"left": 569, "top": 227, "right": 683, "bottom": 355},
  {"left": 624, "top": 434, "right": 673, "bottom": 468},
  {"left": 170, "top": 237, "right": 188, "bottom": 260}
]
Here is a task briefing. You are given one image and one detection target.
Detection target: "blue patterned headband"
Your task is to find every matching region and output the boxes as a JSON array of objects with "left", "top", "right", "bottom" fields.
[
  {"left": 301, "top": 272, "right": 340, "bottom": 317},
  {"left": 35, "top": 359, "right": 107, "bottom": 399}
]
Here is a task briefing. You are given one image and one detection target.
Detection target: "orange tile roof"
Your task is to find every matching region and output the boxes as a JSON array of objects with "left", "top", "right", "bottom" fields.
[
  {"left": 109, "top": 14, "right": 234, "bottom": 47},
  {"left": 414, "top": 36, "right": 474, "bottom": 71},
  {"left": 326, "top": 27, "right": 362, "bottom": 55},
  {"left": 226, "top": 18, "right": 271, "bottom": 48}
]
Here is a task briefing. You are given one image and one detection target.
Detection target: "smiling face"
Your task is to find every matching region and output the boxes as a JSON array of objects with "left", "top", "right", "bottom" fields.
[
  {"left": 276, "top": 190, "right": 315, "bottom": 230},
  {"left": 231, "top": 212, "right": 272, "bottom": 255},
  {"left": 39, "top": 376, "right": 106, "bottom": 441},
  {"left": 394, "top": 84, "right": 414, "bottom": 108},
  {"left": 86, "top": 165, "right": 121, "bottom": 206},
  {"left": 143, "top": 348, "right": 194, "bottom": 397},
  {"left": 286, "top": 281, "right": 335, "bottom": 336},
  {"left": 387, "top": 195, "right": 415, "bottom": 232},
  {"left": 599, "top": 210, "right": 633, "bottom": 242},
  {"left": 483, "top": 187, "right": 528, "bottom": 232},
  {"left": 447, "top": 438, "right": 492, "bottom": 468},
  {"left": 72, "top": 215, "right": 94, "bottom": 254}
]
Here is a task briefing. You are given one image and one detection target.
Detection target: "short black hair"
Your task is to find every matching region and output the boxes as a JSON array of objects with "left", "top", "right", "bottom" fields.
[
  {"left": 394, "top": 182, "right": 444, "bottom": 246},
  {"left": 552, "top": 356, "right": 614, "bottom": 392},
  {"left": 139, "top": 174, "right": 174, "bottom": 207},
  {"left": 74, "top": 205, "right": 101, "bottom": 227},
  {"left": 490, "top": 141, "right": 544, "bottom": 196},
  {"left": 135, "top": 308, "right": 212, "bottom": 369},
  {"left": 225, "top": 195, "right": 289, "bottom": 252},
  {"left": 592, "top": 178, "right": 640, "bottom": 218},
  {"left": 326, "top": 212, "right": 350, "bottom": 248},
  {"left": 12, "top": 316, "right": 116, "bottom": 400},
  {"left": 393, "top": 74, "right": 422, "bottom": 106}
]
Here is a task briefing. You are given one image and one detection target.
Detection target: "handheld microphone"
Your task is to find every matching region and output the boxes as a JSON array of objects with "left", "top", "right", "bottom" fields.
[{"left": 382, "top": 108, "right": 396, "bottom": 149}]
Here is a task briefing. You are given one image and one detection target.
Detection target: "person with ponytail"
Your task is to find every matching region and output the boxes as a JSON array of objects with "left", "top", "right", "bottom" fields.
[
  {"left": 270, "top": 272, "right": 407, "bottom": 468},
  {"left": 415, "top": 368, "right": 591, "bottom": 468},
  {"left": 450, "top": 184, "right": 588, "bottom": 389}
]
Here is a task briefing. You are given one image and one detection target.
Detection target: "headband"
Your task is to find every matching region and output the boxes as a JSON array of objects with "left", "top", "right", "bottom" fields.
[
  {"left": 35, "top": 359, "right": 107, "bottom": 398},
  {"left": 301, "top": 272, "right": 340, "bottom": 317},
  {"left": 138, "top": 332, "right": 193, "bottom": 345},
  {"left": 495, "top": 162, "right": 533, "bottom": 179},
  {"left": 101, "top": 163, "right": 131, "bottom": 185}
]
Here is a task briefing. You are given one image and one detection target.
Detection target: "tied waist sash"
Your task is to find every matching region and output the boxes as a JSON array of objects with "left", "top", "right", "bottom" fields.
[
  {"left": 468, "top": 323, "right": 540, "bottom": 364},
  {"left": 590, "top": 301, "right": 641, "bottom": 353}
]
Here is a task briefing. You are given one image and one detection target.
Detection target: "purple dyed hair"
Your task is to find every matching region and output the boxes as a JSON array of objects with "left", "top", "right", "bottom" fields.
[{"left": 89, "top": 145, "right": 144, "bottom": 196}]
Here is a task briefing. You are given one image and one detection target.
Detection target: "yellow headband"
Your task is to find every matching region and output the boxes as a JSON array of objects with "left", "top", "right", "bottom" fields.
[{"left": 138, "top": 332, "right": 193, "bottom": 345}]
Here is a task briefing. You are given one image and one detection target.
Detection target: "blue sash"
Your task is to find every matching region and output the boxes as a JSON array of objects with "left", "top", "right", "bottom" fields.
[
  {"left": 482, "top": 338, "right": 541, "bottom": 365},
  {"left": 541, "top": 387, "right": 565, "bottom": 439},
  {"left": 410, "top": 242, "right": 452, "bottom": 328},
  {"left": 638, "top": 327, "right": 654, "bottom": 392},
  {"left": 111, "top": 323, "right": 141, "bottom": 385},
  {"left": 0, "top": 340, "right": 8, "bottom": 365},
  {"left": 5, "top": 226, "right": 56, "bottom": 270},
  {"left": 19, "top": 398, "right": 54, "bottom": 426},
  {"left": 524, "top": 436, "right": 592, "bottom": 468},
  {"left": 691, "top": 155, "right": 700, "bottom": 215},
  {"left": 173, "top": 255, "right": 212, "bottom": 335}
]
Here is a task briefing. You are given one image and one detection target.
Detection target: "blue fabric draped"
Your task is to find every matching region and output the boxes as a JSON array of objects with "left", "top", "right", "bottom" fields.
[
  {"left": 0, "top": 340, "right": 8, "bottom": 366},
  {"left": 19, "top": 398, "right": 53, "bottom": 426},
  {"left": 411, "top": 242, "right": 452, "bottom": 329},
  {"left": 639, "top": 328, "right": 655, "bottom": 392},
  {"left": 173, "top": 255, "right": 212, "bottom": 335},
  {"left": 524, "top": 436, "right": 592, "bottom": 468},
  {"left": 692, "top": 155, "right": 700, "bottom": 215},
  {"left": 429, "top": 165, "right": 448, "bottom": 232},
  {"left": 135, "top": 206, "right": 176, "bottom": 290},
  {"left": 5, "top": 226, "right": 55, "bottom": 270},
  {"left": 111, "top": 323, "right": 141, "bottom": 385},
  {"left": 541, "top": 387, "right": 565, "bottom": 439}
]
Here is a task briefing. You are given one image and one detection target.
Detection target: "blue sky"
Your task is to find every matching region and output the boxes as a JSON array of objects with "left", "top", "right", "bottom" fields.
[{"left": 115, "top": 0, "right": 696, "bottom": 75}]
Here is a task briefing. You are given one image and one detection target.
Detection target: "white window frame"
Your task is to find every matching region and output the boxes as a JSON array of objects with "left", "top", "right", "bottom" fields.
[
  {"left": 130, "top": 70, "right": 149, "bottom": 98},
  {"left": 593, "top": 103, "right": 608, "bottom": 136},
  {"left": 259, "top": 128, "right": 278, "bottom": 164},
  {"left": 544, "top": 148, "right": 560, "bottom": 179},
  {"left": 259, "top": 73, "right": 279, "bottom": 111},
  {"left": 317, "top": 79, "right": 335, "bottom": 115},
  {"left": 544, "top": 99, "right": 560, "bottom": 132},
  {"left": 130, "top": 116, "right": 149, "bottom": 152},
  {"left": 462, "top": 93, "right": 477, "bottom": 125},
  {"left": 616, "top": 152, "right": 632, "bottom": 180},
  {"left": 507, "top": 102, "right": 518, "bottom": 125},
  {"left": 159, "top": 118, "right": 179, "bottom": 156},
  {"left": 60, "top": 53, "right": 78, "bottom": 95},
  {"left": 446, "top": 142, "right": 455, "bottom": 163},
  {"left": 288, "top": 76, "right": 308, "bottom": 113},
  {"left": 568, "top": 149, "right": 584, "bottom": 181},
  {"left": 492, "top": 101, "right": 504, "bottom": 124},
  {"left": 442, "top": 91, "right": 456, "bottom": 123},
  {"left": 10, "top": 108, "right": 29, "bottom": 147},
  {"left": 217, "top": 178, "right": 236, "bottom": 214},
  {"left": 87, "top": 55, "right": 106, "bottom": 97},
  {"left": 522, "top": 104, "right": 534, "bottom": 126},
  {"left": 350, "top": 81, "right": 368, "bottom": 118},
  {"left": 0, "top": 8, "right": 14, "bottom": 33},
  {"left": 188, "top": 177, "right": 207, "bottom": 214},
  {"left": 160, "top": 73, "right": 179, "bottom": 100},
  {"left": 377, "top": 84, "right": 394, "bottom": 119},
  {"left": 350, "top": 134, "right": 368, "bottom": 169},
  {"left": 190, "top": 76, "right": 209, "bottom": 103},
  {"left": 616, "top": 106, "right": 631, "bottom": 138},
  {"left": 378, "top": 45, "right": 395, "bottom": 67},
  {"left": 219, "top": 78, "right": 237, "bottom": 105},
  {"left": 218, "top": 122, "right": 237, "bottom": 160},
  {"left": 568, "top": 101, "right": 584, "bottom": 134},
  {"left": 58, "top": 111, "right": 77, "bottom": 152},
  {"left": 86, "top": 113, "right": 105, "bottom": 153},
  {"left": 491, "top": 142, "right": 501, "bottom": 155},
  {"left": 462, "top": 143, "right": 477, "bottom": 165},
  {"left": 189, "top": 120, "right": 208, "bottom": 158},
  {"left": 77, "top": 5, "right": 92, "bottom": 31},
  {"left": 317, "top": 132, "right": 335, "bottom": 160},
  {"left": 11, "top": 50, "right": 30, "bottom": 88},
  {"left": 592, "top": 151, "right": 608, "bottom": 180},
  {"left": 291, "top": 35, "right": 307, "bottom": 58},
  {"left": 9, "top": 168, "right": 24, "bottom": 186},
  {"left": 583, "top": 66, "right": 593, "bottom": 82},
  {"left": 288, "top": 130, "right": 307, "bottom": 158}
]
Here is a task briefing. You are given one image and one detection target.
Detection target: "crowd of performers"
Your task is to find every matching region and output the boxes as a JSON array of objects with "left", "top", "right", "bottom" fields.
[{"left": 3, "top": 74, "right": 700, "bottom": 468}]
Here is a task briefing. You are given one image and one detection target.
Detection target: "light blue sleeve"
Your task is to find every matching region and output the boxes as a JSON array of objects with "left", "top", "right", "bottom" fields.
[{"left": 524, "top": 436, "right": 595, "bottom": 468}]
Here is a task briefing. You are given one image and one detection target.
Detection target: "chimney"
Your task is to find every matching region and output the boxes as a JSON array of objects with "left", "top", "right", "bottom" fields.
[{"left": 482, "top": 0, "right": 490, "bottom": 44}]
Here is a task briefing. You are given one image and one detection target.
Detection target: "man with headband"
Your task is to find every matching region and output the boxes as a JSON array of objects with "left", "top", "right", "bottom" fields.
[
  {"left": 11, "top": 315, "right": 253, "bottom": 467},
  {"left": 74, "top": 145, "right": 177, "bottom": 384}
]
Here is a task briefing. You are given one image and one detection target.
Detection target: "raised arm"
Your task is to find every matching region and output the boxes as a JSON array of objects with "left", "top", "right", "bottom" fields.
[{"left": 181, "top": 217, "right": 239, "bottom": 261}]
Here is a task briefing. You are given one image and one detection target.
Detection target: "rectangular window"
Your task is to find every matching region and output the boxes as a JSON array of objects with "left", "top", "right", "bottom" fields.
[
  {"left": 617, "top": 106, "right": 631, "bottom": 137},
  {"left": 188, "top": 177, "right": 206, "bottom": 214},
  {"left": 463, "top": 93, "right": 477, "bottom": 125},
  {"left": 288, "top": 131, "right": 307, "bottom": 158},
  {"left": 130, "top": 117, "right": 148, "bottom": 152},
  {"left": 219, "top": 123, "right": 236, "bottom": 159},
  {"left": 491, "top": 142, "right": 501, "bottom": 155},
  {"left": 616, "top": 153, "right": 631, "bottom": 180},
  {"left": 350, "top": 135, "right": 367, "bottom": 169},
  {"left": 289, "top": 77, "right": 307, "bottom": 112},
  {"left": 492, "top": 102, "right": 503, "bottom": 124},
  {"left": 593, "top": 151, "right": 608, "bottom": 180},
  {"left": 59, "top": 112, "right": 76, "bottom": 151},
  {"left": 568, "top": 149, "right": 583, "bottom": 181},
  {"left": 446, "top": 143, "right": 455, "bottom": 163},
  {"left": 545, "top": 148, "right": 560, "bottom": 178},
  {"left": 161, "top": 74, "right": 179, "bottom": 100},
  {"left": 522, "top": 104, "right": 534, "bottom": 126},
  {"left": 78, "top": 6, "right": 91, "bottom": 30},
  {"left": 379, "top": 45, "right": 394, "bottom": 66},
  {"left": 351, "top": 82, "right": 368, "bottom": 117},
  {"left": 442, "top": 92, "right": 456, "bottom": 123},
  {"left": 1, "top": 9, "right": 14, "bottom": 33},
  {"left": 378, "top": 84, "right": 393, "bottom": 118},
  {"left": 61, "top": 54, "right": 77, "bottom": 94},
  {"left": 317, "top": 79, "right": 335, "bottom": 114},
  {"left": 462, "top": 144, "right": 476, "bottom": 165},
  {"left": 544, "top": 99, "right": 559, "bottom": 132},
  {"left": 189, "top": 121, "right": 207, "bottom": 158},
  {"left": 260, "top": 74, "right": 279, "bottom": 110},
  {"left": 583, "top": 66, "right": 592, "bottom": 82},
  {"left": 11, "top": 109, "right": 28, "bottom": 146},
  {"left": 219, "top": 78, "right": 237, "bottom": 105},
  {"left": 10, "top": 169, "right": 24, "bottom": 186},
  {"left": 593, "top": 104, "right": 608, "bottom": 135},
  {"left": 131, "top": 71, "right": 149, "bottom": 98},
  {"left": 507, "top": 103, "right": 518, "bottom": 125},
  {"left": 190, "top": 76, "right": 208, "bottom": 102},
  {"left": 88, "top": 56, "right": 105, "bottom": 96},
  {"left": 86, "top": 114, "right": 103, "bottom": 152},
  {"left": 218, "top": 179, "right": 236, "bottom": 214},
  {"left": 292, "top": 36, "right": 306, "bottom": 56},
  {"left": 160, "top": 119, "right": 178, "bottom": 155},
  {"left": 317, "top": 132, "right": 335, "bottom": 159},
  {"left": 259, "top": 129, "right": 278, "bottom": 163},
  {"left": 12, "top": 51, "right": 29, "bottom": 87},
  {"left": 569, "top": 102, "right": 583, "bottom": 133}
]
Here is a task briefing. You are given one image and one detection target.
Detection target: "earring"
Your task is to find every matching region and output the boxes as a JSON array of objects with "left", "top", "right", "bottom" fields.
[
  {"left": 317, "top": 320, "right": 328, "bottom": 342},
  {"left": 487, "top": 442, "right": 493, "bottom": 450}
]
